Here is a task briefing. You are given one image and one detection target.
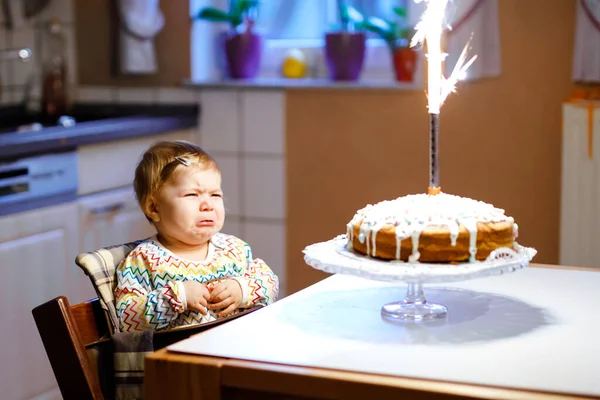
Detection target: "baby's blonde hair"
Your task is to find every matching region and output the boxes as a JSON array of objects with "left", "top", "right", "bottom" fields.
[{"left": 134, "top": 140, "right": 219, "bottom": 221}]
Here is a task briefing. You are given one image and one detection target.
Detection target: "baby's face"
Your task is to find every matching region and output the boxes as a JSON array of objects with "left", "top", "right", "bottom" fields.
[{"left": 152, "top": 166, "right": 225, "bottom": 247}]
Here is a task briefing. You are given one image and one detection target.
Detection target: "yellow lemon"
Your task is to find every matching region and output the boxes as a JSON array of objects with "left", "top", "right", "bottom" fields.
[{"left": 282, "top": 48, "right": 307, "bottom": 79}]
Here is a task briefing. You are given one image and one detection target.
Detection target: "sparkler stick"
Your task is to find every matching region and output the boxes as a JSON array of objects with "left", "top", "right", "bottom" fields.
[{"left": 411, "top": 0, "right": 477, "bottom": 195}]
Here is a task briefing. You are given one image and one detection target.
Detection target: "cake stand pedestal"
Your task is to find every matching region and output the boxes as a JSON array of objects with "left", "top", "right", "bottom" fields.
[
  {"left": 381, "top": 281, "right": 448, "bottom": 322},
  {"left": 303, "top": 236, "right": 537, "bottom": 323}
]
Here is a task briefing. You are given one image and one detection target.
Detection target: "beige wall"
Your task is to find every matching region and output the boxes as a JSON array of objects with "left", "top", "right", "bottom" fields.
[
  {"left": 286, "top": 0, "right": 580, "bottom": 293},
  {"left": 74, "top": 0, "right": 190, "bottom": 87}
]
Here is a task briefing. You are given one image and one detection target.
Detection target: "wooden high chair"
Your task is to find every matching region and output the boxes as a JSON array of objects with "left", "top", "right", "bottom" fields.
[
  {"left": 33, "top": 295, "right": 254, "bottom": 400},
  {"left": 32, "top": 240, "right": 263, "bottom": 400},
  {"left": 30, "top": 240, "right": 146, "bottom": 400}
]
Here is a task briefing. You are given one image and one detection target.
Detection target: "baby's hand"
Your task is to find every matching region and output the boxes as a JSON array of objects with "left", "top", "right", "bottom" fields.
[
  {"left": 208, "top": 279, "right": 243, "bottom": 317},
  {"left": 182, "top": 280, "right": 211, "bottom": 315}
]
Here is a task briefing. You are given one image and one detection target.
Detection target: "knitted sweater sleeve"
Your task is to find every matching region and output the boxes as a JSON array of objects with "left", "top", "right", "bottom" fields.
[{"left": 114, "top": 248, "right": 186, "bottom": 332}]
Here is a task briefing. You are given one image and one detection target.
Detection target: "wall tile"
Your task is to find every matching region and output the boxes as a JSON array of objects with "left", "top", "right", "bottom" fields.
[
  {"left": 198, "top": 90, "right": 240, "bottom": 153},
  {"left": 64, "top": 25, "right": 77, "bottom": 85},
  {"left": 8, "top": 0, "right": 31, "bottom": 29},
  {"left": 1, "top": 89, "right": 15, "bottom": 105},
  {"left": 75, "top": 85, "right": 117, "bottom": 102},
  {"left": 157, "top": 87, "right": 198, "bottom": 104},
  {"left": 0, "top": 0, "right": 75, "bottom": 109},
  {"left": 242, "top": 157, "right": 285, "bottom": 219},
  {"left": 213, "top": 154, "right": 241, "bottom": 217},
  {"left": 244, "top": 220, "right": 287, "bottom": 297},
  {"left": 0, "top": 33, "right": 11, "bottom": 104},
  {"left": 221, "top": 216, "right": 243, "bottom": 238},
  {"left": 116, "top": 87, "right": 158, "bottom": 103},
  {"left": 10, "top": 28, "right": 36, "bottom": 86},
  {"left": 241, "top": 90, "right": 285, "bottom": 155},
  {"left": 35, "top": 0, "right": 74, "bottom": 24}
]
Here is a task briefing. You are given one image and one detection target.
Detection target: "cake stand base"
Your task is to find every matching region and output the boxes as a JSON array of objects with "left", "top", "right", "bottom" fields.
[{"left": 381, "top": 282, "right": 447, "bottom": 322}]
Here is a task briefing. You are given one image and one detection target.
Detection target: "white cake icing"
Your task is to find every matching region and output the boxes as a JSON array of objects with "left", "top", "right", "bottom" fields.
[{"left": 346, "top": 193, "right": 518, "bottom": 263}]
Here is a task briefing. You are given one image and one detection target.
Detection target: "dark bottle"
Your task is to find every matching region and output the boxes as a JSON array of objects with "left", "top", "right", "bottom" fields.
[{"left": 41, "top": 18, "right": 69, "bottom": 120}]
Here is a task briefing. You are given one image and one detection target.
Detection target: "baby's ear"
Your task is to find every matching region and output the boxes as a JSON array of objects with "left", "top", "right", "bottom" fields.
[{"left": 145, "top": 196, "right": 160, "bottom": 223}]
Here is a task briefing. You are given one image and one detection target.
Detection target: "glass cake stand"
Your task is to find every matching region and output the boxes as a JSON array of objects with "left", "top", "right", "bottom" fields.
[{"left": 303, "top": 235, "right": 537, "bottom": 323}]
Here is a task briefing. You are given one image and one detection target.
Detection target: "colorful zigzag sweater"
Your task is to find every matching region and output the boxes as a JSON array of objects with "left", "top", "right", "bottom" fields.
[{"left": 115, "top": 233, "right": 279, "bottom": 332}]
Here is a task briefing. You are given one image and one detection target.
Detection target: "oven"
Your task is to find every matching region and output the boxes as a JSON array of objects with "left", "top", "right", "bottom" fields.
[{"left": 0, "top": 151, "right": 78, "bottom": 216}]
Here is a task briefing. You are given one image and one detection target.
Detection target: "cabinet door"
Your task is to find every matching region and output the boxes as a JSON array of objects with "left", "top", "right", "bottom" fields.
[
  {"left": 0, "top": 202, "right": 78, "bottom": 400},
  {"left": 78, "top": 186, "right": 156, "bottom": 255},
  {"left": 560, "top": 104, "right": 600, "bottom": 268}
]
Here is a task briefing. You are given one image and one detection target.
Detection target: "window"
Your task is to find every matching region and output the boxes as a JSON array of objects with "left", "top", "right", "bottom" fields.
[
  {"left": 191, "top": 0, "right": 500, "bottom": 83},
  {"left": 190, "top": 0, "right": 423, "bottom": 81},
  {"left": 256, "top": 0, "right": 408, "bottom": 41},
  {"left": 255, "top": 0, "right": 414, "bottom": 79}
]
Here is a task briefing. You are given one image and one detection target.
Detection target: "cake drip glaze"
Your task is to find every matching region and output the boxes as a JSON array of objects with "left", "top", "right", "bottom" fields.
[{"left": 346, "top": 193, "right": 518, "bottom": 262}]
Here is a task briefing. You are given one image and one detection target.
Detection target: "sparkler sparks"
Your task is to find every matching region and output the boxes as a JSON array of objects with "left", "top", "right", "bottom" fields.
[
  {"left": 411, "top": 0, "right": 477, "bottom": 114},
  {"left": 411, "top": 0, "right": 477, "bottom": 193}
]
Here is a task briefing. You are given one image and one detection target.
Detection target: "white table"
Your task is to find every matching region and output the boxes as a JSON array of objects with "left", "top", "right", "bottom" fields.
[{"left": 147, "top": 264, "right": 600, "bottom": 400}]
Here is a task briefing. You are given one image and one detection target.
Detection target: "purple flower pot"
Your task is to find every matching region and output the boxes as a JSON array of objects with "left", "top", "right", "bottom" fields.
[
  {"left": 324, "top": 32, "right": 366, "bottom": 81},
  {"left": 224, "top": 31, "right": 262, "bottom": 79}
]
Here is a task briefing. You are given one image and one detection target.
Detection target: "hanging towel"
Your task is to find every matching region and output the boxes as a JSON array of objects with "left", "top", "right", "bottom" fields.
[{"left": 118, "top": 0, "right": 165, "bottom": 75}]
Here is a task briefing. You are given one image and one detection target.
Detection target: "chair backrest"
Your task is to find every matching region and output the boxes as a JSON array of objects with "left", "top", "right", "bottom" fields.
[
  {"left": 32, "top": 296, "right": 264, "bottom": 400},
  {"left": 75, "top": 240, "right": 142, "bottom": 333},
  {"left": 32, "top": 296, "right": 111, "bottom": 400}
]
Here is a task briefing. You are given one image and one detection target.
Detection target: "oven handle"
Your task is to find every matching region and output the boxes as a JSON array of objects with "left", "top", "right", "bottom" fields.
[{"left": 88, "top": 202, "right": 126, "bottom": 215}]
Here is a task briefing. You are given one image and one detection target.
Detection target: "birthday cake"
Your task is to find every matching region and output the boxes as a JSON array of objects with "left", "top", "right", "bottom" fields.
[{"left": 346, "top": 192, "right": 518, "bottom": 263}]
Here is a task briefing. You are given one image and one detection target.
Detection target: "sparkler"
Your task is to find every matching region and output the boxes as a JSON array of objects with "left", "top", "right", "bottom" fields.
[{"left": 410, "top": 0, "right": 477, "bottom": 195}]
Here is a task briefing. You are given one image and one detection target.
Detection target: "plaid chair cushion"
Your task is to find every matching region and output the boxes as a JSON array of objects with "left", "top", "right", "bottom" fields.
[{"left": 75, "top": 240, "right": 145, "bottom": 333}]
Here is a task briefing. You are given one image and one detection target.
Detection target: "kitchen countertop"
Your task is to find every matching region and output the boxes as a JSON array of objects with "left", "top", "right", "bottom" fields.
[{"left": 0, "top": 103, "right": 199, "bottom": 160}]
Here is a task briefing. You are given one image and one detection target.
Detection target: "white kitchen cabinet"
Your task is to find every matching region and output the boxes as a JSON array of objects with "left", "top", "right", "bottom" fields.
[
  {"left": 78, "top": 185, "right": 156, "bottom": 255},
  {"left": 560, "top": 102, "right": 600, "bottom": 268},
  {"left": 78, "top": 129, "right": 195, "bottom": 196},
  {"left": 0, "top": 202, "right": 79, "bottom": 400}
]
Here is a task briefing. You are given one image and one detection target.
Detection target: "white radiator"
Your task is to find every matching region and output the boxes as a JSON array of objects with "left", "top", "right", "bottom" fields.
[{"left": 560, "top": 102, "right": 600, "bottom": 268}]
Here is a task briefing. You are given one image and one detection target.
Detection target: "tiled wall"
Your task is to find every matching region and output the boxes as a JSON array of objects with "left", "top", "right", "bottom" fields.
[
  {"left": 199, "top": 90, "right": 288, "bottom": 297},
  {"left": 75, "top": 85, "right": 199, "bottom": 105},
  {"left": 0, "top": 0, "right": 76, "bottom": 108}
]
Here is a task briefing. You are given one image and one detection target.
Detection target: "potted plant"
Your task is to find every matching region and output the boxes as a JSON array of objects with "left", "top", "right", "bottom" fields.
[
  {"left": 363, "top": 7, "right": 417, "bottom": 82},
  {"left": 324, "top": 1, "right": 367, "bottom": 81},
  {"left": 195, "top": 0, "right": 261, "bottom": 79}
]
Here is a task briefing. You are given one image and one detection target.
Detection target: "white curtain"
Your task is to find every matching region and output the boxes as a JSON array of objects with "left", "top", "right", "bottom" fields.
[
  {"left": 573, "top": 0, "right": 600, "bottom": 82},
  {"left": 408, "top": 0, "right": 500, "bottom": 81}
]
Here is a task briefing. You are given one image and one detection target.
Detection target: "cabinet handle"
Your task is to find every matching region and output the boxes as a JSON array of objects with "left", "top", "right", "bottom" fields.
[{"left": 89, "top": 202, "right": 126, "bottom": 215}]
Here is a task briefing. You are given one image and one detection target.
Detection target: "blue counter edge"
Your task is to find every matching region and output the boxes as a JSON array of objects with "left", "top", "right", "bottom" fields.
[{"left": 0, "top": 114, "right": 198, "bottom": 160}]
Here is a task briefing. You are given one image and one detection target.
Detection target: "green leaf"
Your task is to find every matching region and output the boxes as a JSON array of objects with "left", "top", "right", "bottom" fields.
[
  {"left": 346, "top": 6, "right": 364, "bottom": 25},
  {"left": 398, "top": 27, "right": 414, "bottom": 40},
  {"left": 230, "top": 0, "right": 259, "bottom": 18},
  {"left": 363, "top": 17, "right": 394, "bottom": 40},
  {"left": 196, "top": 8, "right": 234, "bottom": 23},
  {"left": 393, "top": 7, "right": 407, "bottom": 18},
  {"left": 228, "top": 0, "right": 239, "bottom": 15},
  {"left": 228, "top": 0, "right": 259, "bottom": 28},
  {"left": 338, "top": 0, "right": 350, "bottom": 28},
  {"left": 337, "top": 1, "right": 364, "bottom": 31}
]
